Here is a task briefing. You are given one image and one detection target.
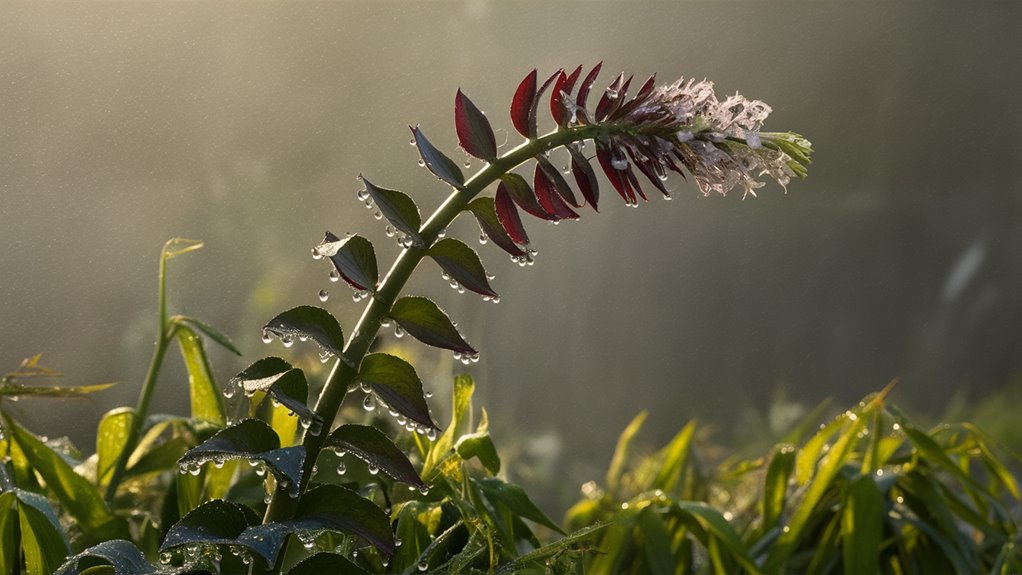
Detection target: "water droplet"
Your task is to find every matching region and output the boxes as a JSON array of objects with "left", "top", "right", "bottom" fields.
[
  {"left": 328, "top": 268, "right": 340, "bottom": 282},
  {"left": 360, "top": 381, "right": 372, "bottom": 393},
  {"left": 213, "top": 457, "right": 225, "bottom": 469},
  {"left": 261, "top": 330, "right": 273, "bottom": 344},
  {"left": 417, "top": 158, "right": 426, "bottom": 167},
  {"left": 374, "top": 210, "right": 383, "bottom": 220},
  {"left": 426, "top": 428, "right": 438, "bottom": 441},
  {"left": 299, "top": 417, "right": 312, "bottom": 430},
  {"left": 368, "top": 464, "right": 379, "bottom": 475},
  {"left": 394, "top": 325, "right": 405, "bottom": 339},
  {"left": 610, "top": 149, "right": 628, "bottom": 170},
  {"left": 380, "top": 318, "right": 392, "bottom": 328},
  {"left": 356, "top": 189, "right": 370, "bottom": 201},
  {"left": 401, "top": 235, "right": 414, "bottom": 248},
  {"left": 188, "top": 463, "right": 202, "bottom": 476},
  {"left": 222, "top": 385, "right": 235, "bottom": 399},
  {"left": 437, "top": 228, "right": 447, "bottom": 238},
  {"left": 363, "top": 394, "right": 376, "bottom": 412},
  {"left": 418, "top": 561, "right": 429, "bottom": 571},
  {"left": 160, "top": 552, "right": 173, "bottom": 564},
  {"left": 281, "top": 334, "right": 294, "bottom": 348},
  {"left": 319, "top": 351, "right": 333, "bottom": 363},
  {"left": 336, "top": 462, "right": 347, "bottom": 475},
  {"left": 311, "top": 247, "right": 323, "bottom": 260},
  {"left": 303, "top": 537, "right": 315, "bottom": 550},
  {"left": 478, "top": 233, "right": 488, "bottom": 245},
  {"left": 491, "top": 296, "right": 500, "bottom": 304},
  {"left": 418, "top": 485, "right": 430, "bottom": 495},
  {"left": 318, "top": 290, "right": 329, "bottom": 302},
  {"left": 395, "top": 537, "right": 403, "bottom": 547},
  {"left": 424, "top": 390, "right": 433, "bottom": 398},
  {"left": 385, "top": 225, "right": 396, "bottom": 238},
  {"left": 409, "top": 137, "right": 417, "bottom": 146}
]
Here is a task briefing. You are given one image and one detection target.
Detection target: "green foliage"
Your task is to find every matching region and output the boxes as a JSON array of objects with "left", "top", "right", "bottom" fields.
[{"left": 565, "top": 384, "right": 1022, "bottom": 574}]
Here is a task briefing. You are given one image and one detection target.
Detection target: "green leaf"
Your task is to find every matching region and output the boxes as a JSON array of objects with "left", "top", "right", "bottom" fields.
[
  {"left": 495, "top": 522, "right": 609, "bottom": 574},
  {"left": 263, "top": 305, "right": 346, "bottom": 360},
  {"left": 175, "top": 324, "right": 226, "bottom": 426},
  {"left": 0, "top": 492, "right": 17, "bottom": 575},
  {"left": 239, "top": 484, "right": 395, "bottom": 563},
  {"left": 390, "top": 296, "right": 475, "bottom": 354},
  {"left": 54, "top": 539, "right": 160, "bottom": 575},
  {"left": 285, "top": 553, "right": 369, "bottom": 575},
  {"left": 4, "top": 416, "right": 128, "bottom": 546},
  {"left": 317, "top": 232, "right": 379, "bottom": 292},
  {"left": 357, "top": 353, "right": 437, "bottom": 432},
  {"left": 455, "top": 432, "right": 500, "bottom": 475},
  {"left": 673, "top": 501, "right": 762, "bottom": 575},
  {"left": 323, "top": 424, "right": 427, "bottom": 488},
  {"left": 18, "top": 490, "right": 73, "bottom": 575},
  {"left": 97, "top": 408, "right": 135, "bottom": 486},
  {"left": 476, "top": 477, "right": 564, "bottom": 535},
  {"left": 361, "top": 179, "right": 424, "bottom": 248},
  {"left": 0, "top": 381, "right": 116, "bottom": 399},
  {"left": 428, "top": 238, "right": 497, "bottom": 298},
  {"left": 411, "top": 125, "right": 464, "bottom": 188},
  {"left": 606, "top": 411, "right": 646, "bottom": 493},
  {"left": 638, "top": 507, "right": 674, "bottom": 575},
  {"left": 762, "top": 444, "right": 796, "bottom": 533},
  {"left": 176, "top": 316, "right": 242, "bottom": 356},
  {"left": 652, "top": 420, "right": 695, "bottom": 493},
  {"left": 465, "top": 197, "right": 526, "bottom": 257},
  {"left": 161, "top": 499, "right": 257, "bottom": 550},
  {"left": 423, "top": 374, "right": 474, "bottom": 477},
  {"left": 232, "top": 358, "right": 322, "bottom": 437},
  {"left": 842, "top": 474, "right": 884, "bottom": 574},
  {"left": 178, "top": 419, "right": 305, "bottom": 497}
]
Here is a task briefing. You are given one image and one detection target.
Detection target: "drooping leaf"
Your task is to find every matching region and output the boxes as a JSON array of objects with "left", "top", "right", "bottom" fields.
[
  {"left": 596, "top": 144, "right": 636, "bottom": 204},
  {"left": 549, "top": 65, "right": 582, "bottom": 127},
  {"left": 54, "top": 539, "right": 160, "bottom": 575},
  {"left": 536, "top": 155, "right": 581, "bottom": 207},
  {"left": 475, "top": 477, "right": 565, "bottom": 535},
  {"left": 455, "top": 89, "right": 497, "bottom": 161},
  {"left": 510, "top": 69, "right": 537, "bottom": 138},
  {"left": 465, "top": 197, "right": 527, "bottom": 257},
  {"left": 323, "top": 424, "right": 427, "bottom": 488},
  {"left": 285, "top": 553, "right": 369, "bottom": 575},
  {"left": 568, "top": 146, "right": 600, "bottom": 210},
  {"left": 411, "top": 125, "right": 464, "bottom": 188},
  {"left": 232, "top": 359, "right": 321, "bottom": 436},
  {"left": 533, "top": 163, "right": 579, "bottom": 220},
  {"left": 97, "top": 408, "right": 135, "bottom": 486},
  {"left": 174, "top": 324, "right": 226, "bottom": 426},
  {"left": 630, "top": 152, "right": 671, "bottom": 198},
  {"left": 178, "top": 419, "right": 305, "bottom": 497},
  {"left": 318, "top": 232, "right": 378, "bottom": 292},
  {"left": 499, "top": 172, "right": 552, "bottom": 221},
  {"left": 672, "top": 501, "right": 762, "bottom": 575},
  {"left": 176, "top": 316, "right": 242, "bottom": 356},
  {"left": 389, "top": 296, "right": 475, "bottom": 354},
  {"left": 455, "top": 432, "right": 500, "bottom": 475},
  {"left": 263, "top": 305, "right": 346, "bottom": 358},
  {"left": 4, "top": 416, "right": 127, "bottom": 545},
  {"left": 17, "top": 489, "right": 72, "bottom": 575},
  {"left": 161, "top": 499, "right": 257, "bottom": 550},
  {"left": 494, "top": 185, "right": 530, "bottom": 246},
  {"left": 357, "top": 353, "right": 437, "bottom": 432},
  {"left": 361, "top": 179, "right": 425, "bottom": 248},
  {"left": 239, "top": 485, "right": 395, "bottom": 562},
  {"left": 575, "top": 62, "right": 603, "bottom": 114},
  {"left": 428, "top": 238, "right": 498, "bottom": 297}
]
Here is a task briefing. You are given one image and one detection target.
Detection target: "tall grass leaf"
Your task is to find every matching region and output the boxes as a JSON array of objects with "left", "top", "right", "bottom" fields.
[
  {"left": 4, "top": 417, "right": 128, "bottom": 546},
  {"left": 96, "top": 408, "right": 135, "bottom": 486},
  {"left": 795, "top": 414, "right": 845, "bottom": 485},
  {"left": 637, "top": 507, "right": 674, "bottom": 575},
  {"left": 175, "top": 325, "right": 226, "bottom": 426},
  {"left": 762, "top": 445, "right": 796, "bottom": 533},
  {"left": 424, "top": 374, "right": 474, "bottom": 475},
  {"left": 674, "top": 501, "right": 761, "bottom": 575},
  {"left": 497, "top": 522, "right": 609, "bottom": 574},
  {"left": 842, "top": 474, "right": 884, "bottom": 574},
  {"left": 607, "top": 411, "right": 647, "bottom": 493},
  {"left": 0, "top": 492, "right": 16, "bottom": 575},
  {"left": 779, "top": 398, "right": 832, "bottom": 446},
  {"left": 765, "top": 412, "right": 864, "bottom": 574},
  {"left": 961, "top": 423, "right": 1021, "bottom": 499},
  {"left": 475, "top": 477, "right": 565, "bottom": 534},
  {"left": 652, "top": 420, "right": 695, "bottom": 493},
  {"left": 175, "top": 470, "right": 205, "bottom": 519},
  {"left": 900, "top": 421, "right": 1003, "bottom": 505},
  {"left": 586, "top": 508, "right": 638, "bottom": 575},
  {"left": 16, "top": 489, "right": 72, "bottom": 575},
  {"left": 176, "top": 316, "right": 242, "bottom": 356}
]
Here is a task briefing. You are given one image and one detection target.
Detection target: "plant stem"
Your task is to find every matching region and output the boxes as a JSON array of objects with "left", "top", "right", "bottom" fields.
[
  {"left": 105, "top": 241, "right": 177, "bottom": 502},
  {"left": 263, "top": 123, "right": 608, "bottom": 523}
]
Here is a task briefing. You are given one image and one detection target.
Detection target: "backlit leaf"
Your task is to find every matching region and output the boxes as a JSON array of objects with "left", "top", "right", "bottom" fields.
[
  {"left": 455, "top": 431, "right": 500, "bottom": 475},
  {"left": 178, "top": 419, "right": 305, "bottom": 497},
  {"left": 428, "top": 238, "right": 498, "bottom": 297},
  {"left": 476, "top": 477, "right": 564, "bottom": 535},
  {"left": 510, "top": 69, "right": 537, "bottom": 138},
  {"left": 239, "top": 485, "right": 395, "bottom": 562},
  {"left": 536, "top": 155, "right": 581, "bottom": 207},
  {"left": 455, "top": 89, "right": 497, "bottom": 161},
  {"left": 762, "top": 445, "right": 796, "bottom": 533},
  {"left": 232, "top": 359, "right": 321, "bottom": 436},
  {"left": 549, "top": 65, "right": 582, "bottom": 127},
  {"left": 389, "top": 296, "right": 475, "bottom": 355},
  {"left": 361, "top": 179, "right": 425, "bottom": 248},
  {"left": 54, "top": 539, "right": 160, "bottom": 575},
  {"left": 97, "top": 408, "right": 135, "bottom": 486},
  {"left": 842, "top": 474, "right": 884, "bottom": 575},
  {"left": 568, "top": 146, "right": 599, "bottom": 210},
  {"left": 0, "top": 492, "right": 16, "bottom": 575},
  {"left": 423, "top": 374, "right": 475, "bottom": 477},
  {"left": 499, "top": 172, "right": 552, "bottom": 220},
  {"left": 323, "top": 424, "right": 427, "bottom": 488},
  {"left": 263, "top": 305, "right": 345, "bottom": 358},
  {"left": 357, "top": 353, "right": 437, "bottom": 432},
  {"left": 161, "top": 499, "right": 257, "bottom": 550},
  {"left": 533, "top": 163, "right": 579, "bottom": 220},
  {"left": 494, "top": 185, "right": 530, "bottom": 246},
  {"left": 176, "top": 316, "right": 242, "bottom": 356},
  {"left": 597, "top": 144, "right": 636, "bottom": 204},
  {"left": 575, "top": 62, "right": 603, "bottom": 113},
  {"left": 175, "top": 324, "right": 226, "bottom": 426},
  {"left": 411, "top": 125, "right": 464, "bottom": 189},
  {"left": 637, "top": 507, "right": 674, "bottom": 575},
  {"left": 465, "top": 196, "right": 527, "bottom": 257},
  {"left": 17, "top": 489, "right": 72, "bottom": 575},
  {"left": 318, "top": 232, "right": 379, "bottom": 292},
  {"left": 607, "top": 411, "right": 646, "bottom": 493}
]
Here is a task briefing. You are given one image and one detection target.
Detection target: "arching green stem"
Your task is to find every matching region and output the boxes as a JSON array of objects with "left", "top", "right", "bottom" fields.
[{"left": 264, "top": 123, "right": 611, "bottom": 523}]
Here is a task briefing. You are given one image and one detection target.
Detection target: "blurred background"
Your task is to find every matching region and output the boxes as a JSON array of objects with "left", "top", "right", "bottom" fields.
[{"left": 2, "top": 2, "right": 1020, "bottom": 516}]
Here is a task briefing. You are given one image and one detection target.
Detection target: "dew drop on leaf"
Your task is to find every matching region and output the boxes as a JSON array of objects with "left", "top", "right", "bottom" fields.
[
  {"left": 336, "top": 462, "right": 347, "bottom": 475},
  {"left": 363, "top": 394, "right": 376, "bottom": 412},
  {"left": 319, "top": 290, "right": 329, "bottom": 302},
  {"left": 261, "top": 330, "right": 273, "bottom": 344}
]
